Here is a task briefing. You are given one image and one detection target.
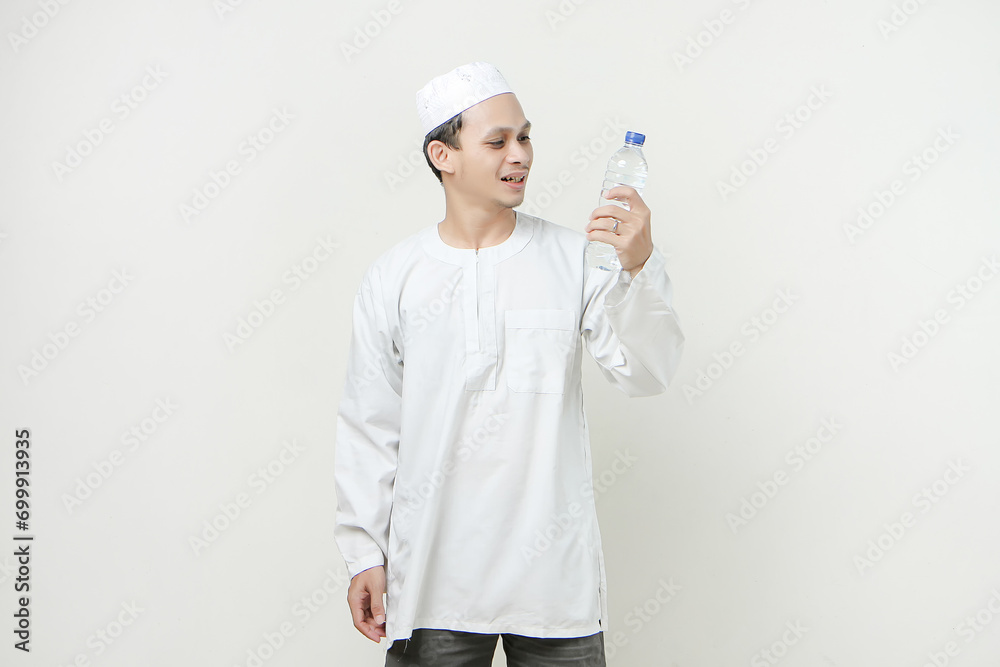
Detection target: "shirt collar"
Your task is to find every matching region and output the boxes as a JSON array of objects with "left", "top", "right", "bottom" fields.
[{"left": 422, "top": 210, "right": 533, "bottom": 265}]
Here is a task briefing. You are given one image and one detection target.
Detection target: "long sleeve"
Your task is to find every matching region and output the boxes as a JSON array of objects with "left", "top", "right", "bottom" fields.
[
  {"left": 333, "top": 266, "right": 404, "bottom": 579},
  {"left": 581, "top": 245, "right": 685, "bottom": 397}
]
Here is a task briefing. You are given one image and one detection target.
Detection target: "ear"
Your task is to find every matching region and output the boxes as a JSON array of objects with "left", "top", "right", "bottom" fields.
[{"left": 427, "top": 140, "right": 457, "bottom": 176}]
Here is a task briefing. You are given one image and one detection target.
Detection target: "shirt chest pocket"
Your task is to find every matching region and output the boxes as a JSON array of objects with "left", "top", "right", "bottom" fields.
[{"left": 504, "top": 308, "right": 577, "bottom": 394}]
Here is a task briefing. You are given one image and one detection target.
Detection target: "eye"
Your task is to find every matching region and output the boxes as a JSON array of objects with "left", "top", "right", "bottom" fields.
[
  {"left": 519, "top": 135, "right": 531, "bottom": 142},
  {"left": 489, "top": 140, "right": 504, "bottom": 147}
]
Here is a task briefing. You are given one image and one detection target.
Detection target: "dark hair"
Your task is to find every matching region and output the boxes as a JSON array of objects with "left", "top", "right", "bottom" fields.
[{"left": 422, "top": 113, "right": 463, "bottom": 183}]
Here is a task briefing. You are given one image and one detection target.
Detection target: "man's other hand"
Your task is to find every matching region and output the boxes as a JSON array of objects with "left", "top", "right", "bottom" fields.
[{"left": 348, "top": 565, "right": 387, "bottom": 642}]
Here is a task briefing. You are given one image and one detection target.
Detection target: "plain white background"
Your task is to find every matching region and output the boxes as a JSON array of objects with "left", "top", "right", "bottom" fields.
[{"left": 2, "top": 1, "right": 999, "bottom": 665}]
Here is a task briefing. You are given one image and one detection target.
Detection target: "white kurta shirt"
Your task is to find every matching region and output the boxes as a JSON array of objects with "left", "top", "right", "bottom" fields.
[{"left": 333, "top": 210, "right": 684, "bottom": 648}]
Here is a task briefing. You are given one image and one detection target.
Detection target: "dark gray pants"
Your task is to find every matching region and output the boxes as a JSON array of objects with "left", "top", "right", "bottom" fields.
[{"left": 385, "top": 628, "right": 606, "bottom": 666}]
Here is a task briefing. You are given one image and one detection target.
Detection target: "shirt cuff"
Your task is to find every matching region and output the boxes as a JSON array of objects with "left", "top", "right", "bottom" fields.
[
  {"left": 605, "top": 246, "right": 666, "bottom": 308},
  {"left": 346, "top": 551, "right": 387, "bottom": 580}
]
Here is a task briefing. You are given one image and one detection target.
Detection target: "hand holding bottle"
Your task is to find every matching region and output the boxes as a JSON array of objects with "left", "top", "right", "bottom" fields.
[
  {"left": 586, "top": 184, "right": 654, "bottom": 278},
  {"left": 586, "top": 131, "right": 649, "bottom": 271}
]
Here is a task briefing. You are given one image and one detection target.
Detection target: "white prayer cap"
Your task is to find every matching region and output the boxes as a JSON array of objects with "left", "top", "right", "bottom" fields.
[{"left": 416, "top": 62, "right": 514, "bottom": 136}]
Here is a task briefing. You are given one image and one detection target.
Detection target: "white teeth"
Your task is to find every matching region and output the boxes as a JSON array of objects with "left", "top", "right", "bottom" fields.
[{"left": 503, "top": 175, "right": 524, "bottom": 182}]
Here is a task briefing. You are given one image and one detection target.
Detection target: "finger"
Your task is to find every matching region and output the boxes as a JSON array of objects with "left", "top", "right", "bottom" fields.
[
  {"left": 352, "top": 610, "right": 377, "bottom": 640},
  {"left": 602, "top": 185, "right": 633, "bottom": 203},
  {"left": 589, "top": 205, "right": 636, "bottom": 223},
  {"left": 370, "top": 588, "right": 386, "bottom": 627},
  {"left": 348, "top": 591, "right": 372, "bottom": 634},
  {"left": 585, "top": 216, "right": 623, "bottom": 234},
  {"left": 587, "top": 215, "right": 630, "bottom": 236},
  {"left": 586, "top": 229, "right": 620, "bottom": 247},
  {"left": 348, "top": 586, "right": 383, "bottom": 639},
  {"left": 356, "top": 614, "right": 382, "bottom": 642},
  {"left": 603, "top": 186, "right": 646, "bottom": 210}
]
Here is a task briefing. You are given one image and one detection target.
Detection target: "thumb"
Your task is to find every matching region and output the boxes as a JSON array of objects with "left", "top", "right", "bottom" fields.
[{"left": 370, "top": 585, "right": 386, "bottom": 626}]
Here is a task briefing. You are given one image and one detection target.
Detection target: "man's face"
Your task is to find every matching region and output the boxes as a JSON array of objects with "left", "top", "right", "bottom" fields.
[{"left": 443, "top": 93, "right": 532, "bottom": 210}]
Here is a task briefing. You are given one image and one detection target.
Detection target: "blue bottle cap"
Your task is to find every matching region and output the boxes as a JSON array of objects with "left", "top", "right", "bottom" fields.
[{"left": 625, "top": 131, "right": 645, "bottom": 146}]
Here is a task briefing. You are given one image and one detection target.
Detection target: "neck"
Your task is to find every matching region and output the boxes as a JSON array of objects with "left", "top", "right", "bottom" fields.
[{"left": 437, "top": 199, "right": 517, "bottom": 250}]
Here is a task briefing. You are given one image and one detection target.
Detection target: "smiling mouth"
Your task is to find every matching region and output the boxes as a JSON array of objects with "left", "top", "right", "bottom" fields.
[{"left": 501, "top": 175, "right": 525, "bottom": 183}]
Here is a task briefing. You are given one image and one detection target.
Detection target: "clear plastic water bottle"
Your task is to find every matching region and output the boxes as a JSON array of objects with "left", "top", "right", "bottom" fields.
[{"left": 586, "top": 131, "right": 647, "bottom": 271}]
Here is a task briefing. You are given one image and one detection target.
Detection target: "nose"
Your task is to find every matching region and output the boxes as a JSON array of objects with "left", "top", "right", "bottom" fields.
[{"left": 507, "top": 141, "right": 530, "bottom": 167}]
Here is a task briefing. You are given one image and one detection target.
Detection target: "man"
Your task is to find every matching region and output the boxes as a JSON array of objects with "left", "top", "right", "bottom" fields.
[{"left": 333, "top": 62, "right": 684, "bottom": 666}]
